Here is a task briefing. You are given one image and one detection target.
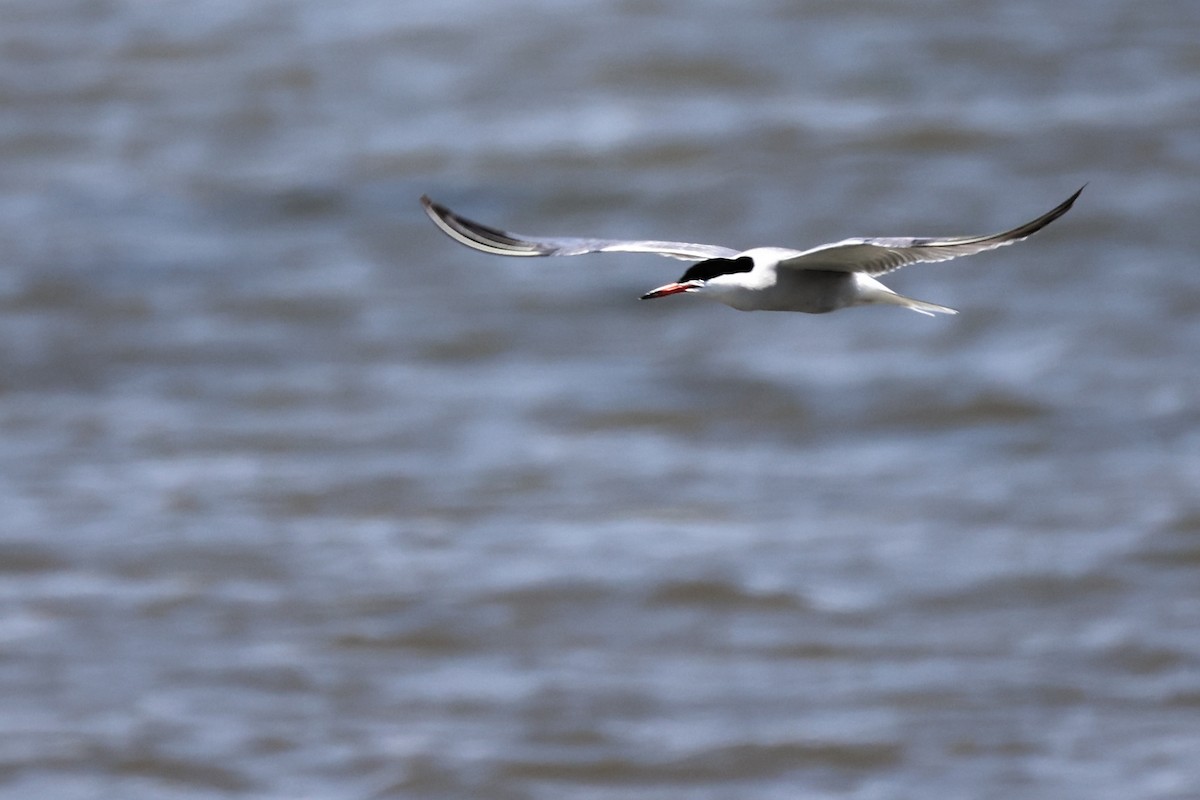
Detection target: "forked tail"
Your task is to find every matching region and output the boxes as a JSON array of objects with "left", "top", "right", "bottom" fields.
[
  {"left": 856, "top": 275, "right": 958, "bottom": 316},
  {"left": 888, "top": 293, "right": 958, "bottom": 316}
]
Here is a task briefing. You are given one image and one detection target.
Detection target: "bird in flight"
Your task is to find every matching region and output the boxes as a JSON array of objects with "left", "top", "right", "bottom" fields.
[{"left": 420, "top": 186, "right": 1083, "bottom": 316}]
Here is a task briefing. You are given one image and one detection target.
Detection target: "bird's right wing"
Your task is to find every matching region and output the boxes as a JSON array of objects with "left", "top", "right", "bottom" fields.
[
  {"left": 776, "top": 186, "right": 1084, "bottom": 276},
  {"left": 421, "top": 196, "right": 739, "bottom": 262}
]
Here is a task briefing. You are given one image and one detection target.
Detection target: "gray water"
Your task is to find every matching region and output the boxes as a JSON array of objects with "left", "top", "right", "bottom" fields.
[{"left": 2, "top": 1, "right": 1199, "bottom": 798}]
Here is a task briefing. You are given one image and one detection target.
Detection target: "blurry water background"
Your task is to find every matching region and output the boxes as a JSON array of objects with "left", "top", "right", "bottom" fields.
[{"left": 2, "top": 1, "right": 1199, "bottom": 798}]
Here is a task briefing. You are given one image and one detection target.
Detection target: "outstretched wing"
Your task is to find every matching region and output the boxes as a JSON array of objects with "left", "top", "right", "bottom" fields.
[
  {"left": 421, "top": 196, "right": 739, "bottom": 262},
  {"left": 778, "top": 186, "right": 1084, "bottom": 276}
]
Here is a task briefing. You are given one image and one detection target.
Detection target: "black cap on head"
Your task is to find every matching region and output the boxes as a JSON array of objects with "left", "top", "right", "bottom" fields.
[{"left": 679, "top": 256, "right": 754, "bottom": 283}]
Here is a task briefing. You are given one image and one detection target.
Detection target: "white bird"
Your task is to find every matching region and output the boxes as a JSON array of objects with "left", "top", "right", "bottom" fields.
[{"left": 420, "top": 186, "right": 1083, "bottom": 316}]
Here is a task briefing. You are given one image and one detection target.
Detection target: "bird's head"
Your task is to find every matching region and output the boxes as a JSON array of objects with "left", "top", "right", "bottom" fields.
[{"left": 640, "top": 255, "right": 754, "bottom": 301}]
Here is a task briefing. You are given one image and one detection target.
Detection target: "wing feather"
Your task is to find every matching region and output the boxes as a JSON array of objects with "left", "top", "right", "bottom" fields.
[
  {"left": 778, "top": 186, "right": 1084, "bottom": 275},
  {"left": 420, "top": 196, "right": 738, "bottom": 262}
]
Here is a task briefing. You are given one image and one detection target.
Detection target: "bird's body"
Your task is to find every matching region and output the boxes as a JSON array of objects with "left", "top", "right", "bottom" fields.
[
  {"left": 697, "top": 253, "right": 854, "bottom": 313},
  {"left": 420, "top": 187, "right": 1084, "bottom": 316}
]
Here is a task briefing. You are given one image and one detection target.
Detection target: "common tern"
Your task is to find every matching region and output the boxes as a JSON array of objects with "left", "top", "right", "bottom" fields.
[{"left": 420, "top": 186, "right": 1083, "bottom": 316}]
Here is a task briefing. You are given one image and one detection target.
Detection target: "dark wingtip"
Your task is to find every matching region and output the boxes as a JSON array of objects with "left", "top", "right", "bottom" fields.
[
  {"left": 420, "top": 194, "right": 444, "bottom": 215},
  {"left": 1051, "top": 183, "right": 1086, "bottom": 220},
  {"left": 1023, "top": 184, "right": 1086, "bottom": 237}
]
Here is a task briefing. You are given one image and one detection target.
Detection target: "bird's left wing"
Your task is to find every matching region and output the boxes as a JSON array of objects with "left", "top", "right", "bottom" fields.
[
  {"left": 421, "top": 196, "right": 739, "bottom": 262},
  {"left": 777, "top": 186, "right": 1084, "bottom": 276}
]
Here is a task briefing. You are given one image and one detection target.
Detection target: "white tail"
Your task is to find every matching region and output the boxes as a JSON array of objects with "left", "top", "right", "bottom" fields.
[
  {"left": 888, "top": 294, "right": 958, "bottom": 316},
  {"left": 854, "top": 276, "right": 958, "bottom": 316}
]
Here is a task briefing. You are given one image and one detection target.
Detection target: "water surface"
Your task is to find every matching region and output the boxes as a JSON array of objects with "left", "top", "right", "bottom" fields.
[{"left": 2, "top": 1, "right": 1199, "bottom": 798}]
